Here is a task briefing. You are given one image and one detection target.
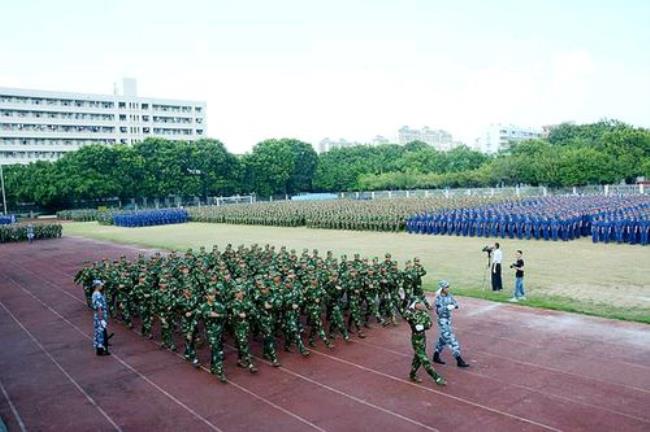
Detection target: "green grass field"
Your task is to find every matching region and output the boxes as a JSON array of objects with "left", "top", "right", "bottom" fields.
[{"left": 64, "top": 222, "right": 650, "bottom": 324}]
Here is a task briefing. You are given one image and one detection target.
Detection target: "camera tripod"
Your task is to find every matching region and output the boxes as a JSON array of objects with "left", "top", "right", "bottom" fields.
[{"left": 482, "top": 252, "right": 492, "bottom": 291}]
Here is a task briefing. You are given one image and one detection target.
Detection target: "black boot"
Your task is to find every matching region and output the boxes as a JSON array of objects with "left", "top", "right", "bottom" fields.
[
  {"left": 456, "top": 356, "right": 469, "bottom": 368},
  {"left": 96, "top": 347, "right": 104, "bottom": 356},
  {"left": 433, "top": 351, "right": 445, "bottom": 365}
]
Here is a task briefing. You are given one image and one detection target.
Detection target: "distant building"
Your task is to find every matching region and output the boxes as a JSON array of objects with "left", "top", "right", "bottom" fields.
[
  {"left": 398, "top": 126, "right": 456, "bottom": 150},
  {"left": 0, "top": 78, "right": 206, "bottom": 165},
  {"left": 371, "top": 135, "right": 390, "bottom": 145},
  {"left": 473, "top": 123, "right": 541, "bottom": 154},
  {"left": 317, "top": 137, "right": 363, "bottom": 153}
]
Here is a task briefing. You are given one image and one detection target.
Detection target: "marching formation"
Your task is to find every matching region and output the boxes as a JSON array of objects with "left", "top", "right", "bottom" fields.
[
  {"left": 75, "top": 244, "right": 455, "bottom": 384},
  {"left": 407, "top": 194, "right": 650, "bottom": 245}
]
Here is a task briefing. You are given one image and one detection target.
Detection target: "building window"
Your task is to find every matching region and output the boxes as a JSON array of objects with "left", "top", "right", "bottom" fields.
[
  {"left": 119, "top": 114, "right": 126, "bottom": 121},
  {"left": 118, "top": 102, "right": 126, "bottom": 108},
  {"left": 141, "top": 103, "right": 149, "bottom": 109},
  {"left": 143, "top": 127, "right": 150, "bottom": 133},
  {"left": 142, "top": 115, "right": 149, "bottom": 121}
]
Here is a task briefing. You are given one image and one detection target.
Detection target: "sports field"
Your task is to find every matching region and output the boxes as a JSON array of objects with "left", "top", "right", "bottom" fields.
[
  {"left": 2, "top": 237, "right": 649, "bottom": 431},
  {"left": 64, "top": 222, "right": 650, "bottom": 323}
]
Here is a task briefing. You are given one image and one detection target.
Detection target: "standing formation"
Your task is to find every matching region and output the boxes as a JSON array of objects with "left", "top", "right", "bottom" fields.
[
  {"left": 406, "top": 195, "right": 650, "bottom": 245},
  {"left": 75, "top": 244, "right": 439, "bottom": 383}
]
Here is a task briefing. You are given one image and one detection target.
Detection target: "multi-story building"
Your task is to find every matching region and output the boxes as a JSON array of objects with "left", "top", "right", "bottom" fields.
[
  {"left": 397, "top": 126, "right": 456, "bottom": 150},
  {"left": 0, "top": 78, "right": 206, "bottom": 165},
  {"left": 317, "top": 137, "right": 363, "bottom": 153},
  {"left": 473, "top": 123, "right": 541, "bottom": 154}
]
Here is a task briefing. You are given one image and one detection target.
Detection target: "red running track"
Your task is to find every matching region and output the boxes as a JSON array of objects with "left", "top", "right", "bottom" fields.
[{"left": 1, "top": 237, "right": 649, "bottom": 431}]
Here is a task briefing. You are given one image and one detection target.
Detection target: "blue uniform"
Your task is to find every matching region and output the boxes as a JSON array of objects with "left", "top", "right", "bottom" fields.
[
  {"left": 91, "top": 291, "right": 109, "bottom": 349},
  {"left": 433, "top": 293, "right": 461, "bottom": 358}
]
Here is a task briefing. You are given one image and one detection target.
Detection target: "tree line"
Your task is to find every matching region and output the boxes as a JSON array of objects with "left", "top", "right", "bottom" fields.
[{"left": 4, "top": 120, "right": 650, "bottom": 210}]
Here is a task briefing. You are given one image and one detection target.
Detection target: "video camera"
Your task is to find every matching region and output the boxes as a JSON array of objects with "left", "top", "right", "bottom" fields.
[{"left": 481, "top": 246, "right": 494, "bottom": 254}]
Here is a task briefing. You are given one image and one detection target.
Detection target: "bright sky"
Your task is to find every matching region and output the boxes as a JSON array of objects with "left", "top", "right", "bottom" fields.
[{"left": 1, "top": 0, "right": 649, "bottom": 153}]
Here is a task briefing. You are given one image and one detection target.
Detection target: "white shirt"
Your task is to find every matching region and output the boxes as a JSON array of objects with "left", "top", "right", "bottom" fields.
[{"left": 492, "top": 249, "right": 503, "bottom": 265}]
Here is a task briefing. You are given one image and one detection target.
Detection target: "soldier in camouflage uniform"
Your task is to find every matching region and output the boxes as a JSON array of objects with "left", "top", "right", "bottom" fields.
[
  {"left": 115, "top": 269, "right": 135, "bottom": 328},
  {"left": 404, "top": 297, "right": 446, "bottom": 385},
  {"left": 252, "top": 276, "right": 282, "bottom": 367},
  {"left": 345, "top": 268, "right": 367, "bottom": 339},
  {"left": 432, "top": 280, "right": 470, "bottom": 368},
  {"left": 362, "top": 267, "right": 383, "bottom": 326},
  {"left": 75, "top": 263, "right": 98, "bottom": 307},
  {"left": 325, "top": 272, "right": 350, "bottom": 342},
  {"left": 282, "top": 277, "right": 310, "bottom": 357},
  {"left": 133, "top": 272, "right": 155, "bottom": 338},
  {"left": 177, "top": 286, "right": 201, "bottom": 367},
  {"left": 229, "top": 289, "right": 258, "bottom": 373},
  {"left": 199, "top": 288, "right": 227, "bottom": 382},
  {"left": 305, "top": 277, "right": 334, "bottom": 349},
  {"left": 154, "top": 274, "right": 176, "bottom": 351}
]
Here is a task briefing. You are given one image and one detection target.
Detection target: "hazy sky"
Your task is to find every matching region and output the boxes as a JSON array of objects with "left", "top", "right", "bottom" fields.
[{"left": 2, "top": 0, "right": 649, "bottom": 153}]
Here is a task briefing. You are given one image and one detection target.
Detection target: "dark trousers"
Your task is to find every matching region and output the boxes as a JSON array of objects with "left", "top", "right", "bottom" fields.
[{"left": 491, "top": 264, "right": 503, "bottom": 291}]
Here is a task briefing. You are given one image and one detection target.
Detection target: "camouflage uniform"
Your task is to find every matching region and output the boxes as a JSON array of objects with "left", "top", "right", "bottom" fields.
[
  {"left": 199, "top": 290, "right": 227, "bottom": 382},
  {"left": 229, "top": 291, "right": 258, "bottom": 373},
  {"left": 404, "top": 300, "right": 445, "bottom": 385},
  {"left": 252, "top": 280, "right": 282, "bottom": 366},
  {"left": 176, "top": 289, "right": 200, "bottom": 366},
  {"left": 305, "top": 279, "right": 333, "bottom": 349},
  {"left": 282, "top": 282, "right": 310, "bottom": 356}
]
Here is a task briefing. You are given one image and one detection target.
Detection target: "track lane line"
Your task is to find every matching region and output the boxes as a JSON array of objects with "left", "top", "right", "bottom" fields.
[
  {"left": 2, "top": 273, "right": 326, "bottom": 432},
  {"left": 350, "top": 337, "right": 650, "bottom": 424},
  {"left": 28, "top": 259, "right": 650, "bottom": 397},
  {"left": 0, "top": 378, "right": 27, "bottom": 432},
  {"left": 305, "top": 348, "right": 562, "bottom": 432},
  {"left": 0, "top": 300, "right": 123, "bottom": 432}
]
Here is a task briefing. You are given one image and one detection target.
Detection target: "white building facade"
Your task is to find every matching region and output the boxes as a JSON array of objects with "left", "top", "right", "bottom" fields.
[
  {"left": 398, "top": 126, "right": 456, "bottom": 150},
  {"left": 474, "top": 124, "right": 541, "bottom": 154},
  {"left": 317, "top": 137, "right": 363, "bottom": 153},
  {"left": 0, "top": 79, "right": 206, "bottom": 165}
]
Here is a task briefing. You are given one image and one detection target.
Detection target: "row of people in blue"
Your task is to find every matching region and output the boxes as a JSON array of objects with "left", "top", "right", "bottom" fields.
[
  {"left": 113, "top": 208, "right": 189, "bottom": 227},
  {"left": 0, "top": 214, "right": 16, "bottom": 225},
  {"left": 405, "top": 195, "right": 650, "bottom": 245},
  {"left": 591, "top": 210, "right": 650, "bottom": 245}
]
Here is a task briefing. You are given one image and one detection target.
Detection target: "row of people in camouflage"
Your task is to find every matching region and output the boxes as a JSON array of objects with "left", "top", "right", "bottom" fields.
[
  {"left": 406, "top": 195, "right": 650, "bottom": 244},
  {"left": 76, "top": 244, "right": 468, "bottom": 385},
  {"left": 0, "top": 223, "right": 62, "bottom": 243},
  {"left": 113, "top": 208, "right": 189, "bottom": 227}
]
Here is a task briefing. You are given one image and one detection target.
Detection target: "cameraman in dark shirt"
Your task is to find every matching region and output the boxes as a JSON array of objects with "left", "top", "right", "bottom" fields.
[{"left": 509, "top": 250, "right": 525, "bottom": 302}]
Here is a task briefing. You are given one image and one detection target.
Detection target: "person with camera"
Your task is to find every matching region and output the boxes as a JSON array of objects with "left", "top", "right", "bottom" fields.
[
  {"left": 509, "top": 250, "right": 525, "bottom": 302},
  {"left": 491, "top": 242, "right": 503, "bottom": 291}
]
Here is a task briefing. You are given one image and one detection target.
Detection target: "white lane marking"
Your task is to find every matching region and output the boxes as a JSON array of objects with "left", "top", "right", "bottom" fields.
[
  {"left": 351, "top": 338, "right": 650, "bottom": 424},
  {"left": 0, "top": 378, "right": 27, "bottom": 432},
  {"left": 1, "top": 277, "right": 223, "bottom": 432},
  {"left": 308, "top": 348, "right": 562, "bottom": 432},
  {"left": 222, "top": 343, "right": 440, "bottom": 432},
  {"left": 4, "top": 273, "right": 326, "bottom": 432},
  {"left": 7, "top": 264, "right": 436, "bottom": 431},
  {"left": 0, "top": 300, "right": 123, "bottom": 432}
]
